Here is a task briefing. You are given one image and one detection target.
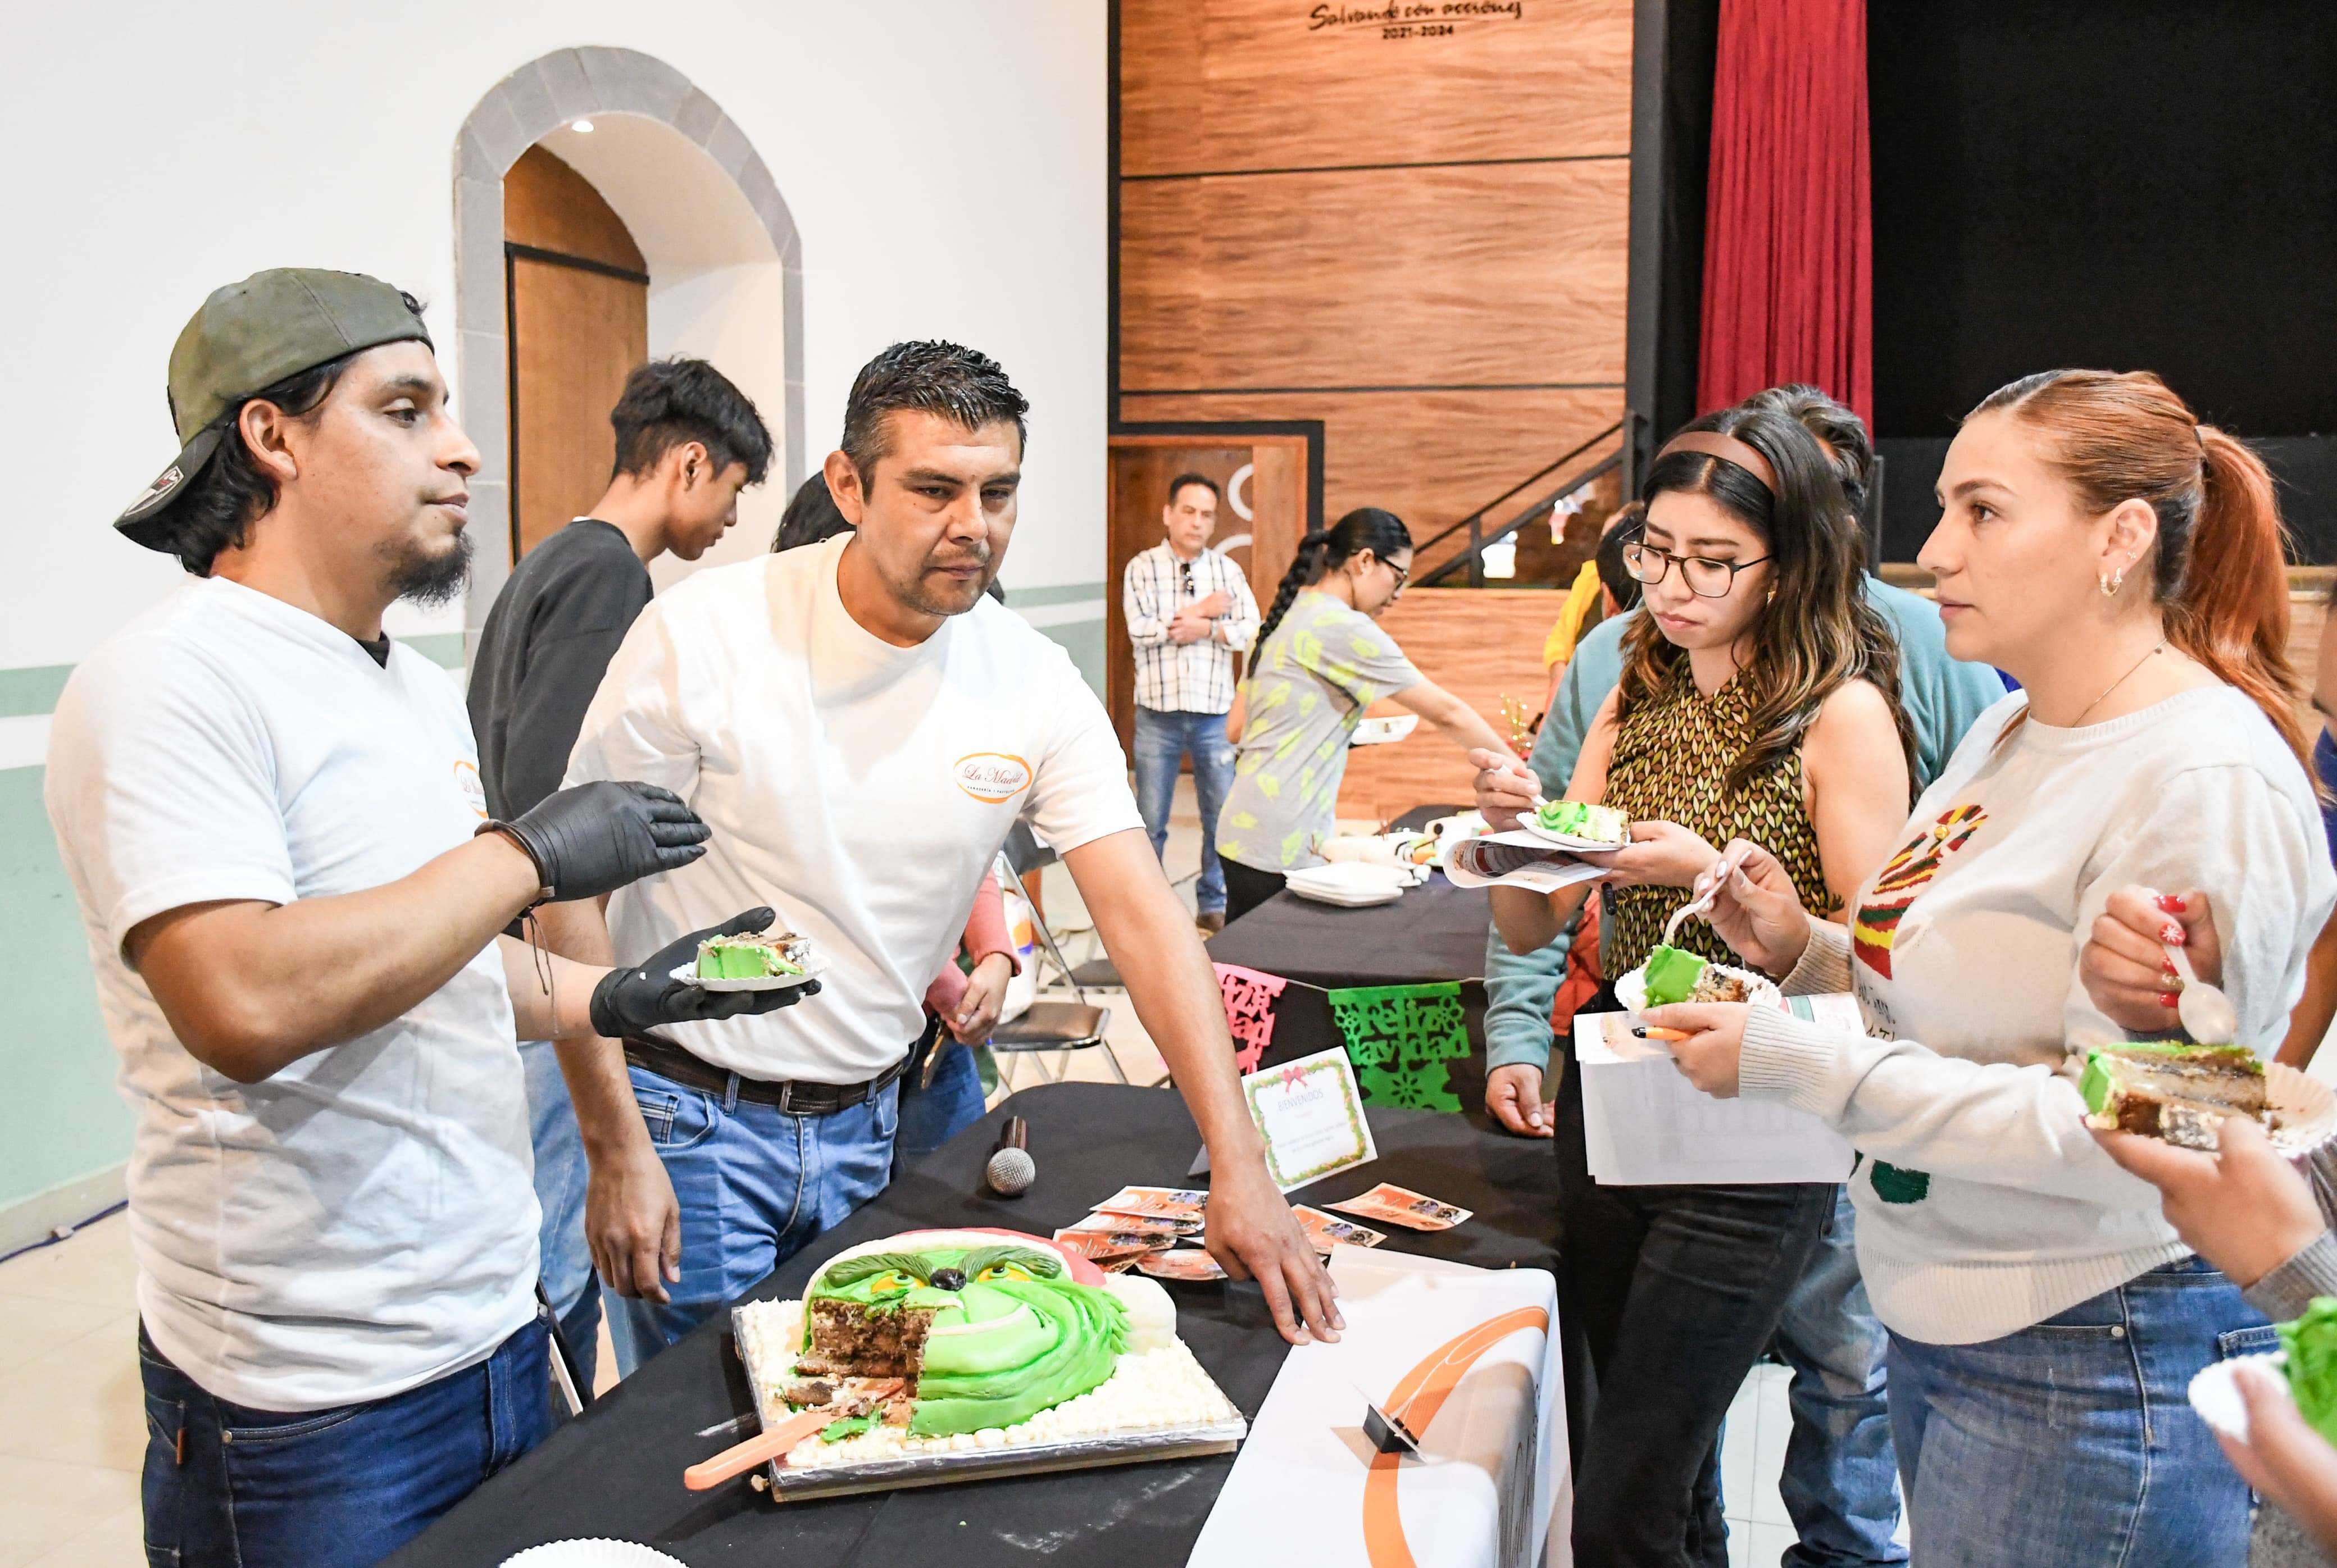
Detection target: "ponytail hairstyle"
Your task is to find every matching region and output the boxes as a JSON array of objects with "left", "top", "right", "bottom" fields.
[
  {"left": 1968, "top": 370, "right": 2304, "bottom": 765},
  {"left": 1619, "top": 403, "right": 1915, "bottom": 795},
  {"left": 1254, "top": 506, "right": 1413, "bottom": 650}
]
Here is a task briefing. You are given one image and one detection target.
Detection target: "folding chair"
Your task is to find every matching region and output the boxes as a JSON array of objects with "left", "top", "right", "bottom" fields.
[{"left": 992, "top": 824, "right": 1122, "bottom": 1088}]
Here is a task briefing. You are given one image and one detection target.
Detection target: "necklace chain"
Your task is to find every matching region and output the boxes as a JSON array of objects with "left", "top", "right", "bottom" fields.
[{"left": 2070, "top": 639, "right": 2170, "bottom": 728}]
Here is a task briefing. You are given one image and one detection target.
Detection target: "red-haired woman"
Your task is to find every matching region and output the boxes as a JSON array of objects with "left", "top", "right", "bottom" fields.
[{"left": 1646, "top": 371, "right": 2336, "bottom": 1564}]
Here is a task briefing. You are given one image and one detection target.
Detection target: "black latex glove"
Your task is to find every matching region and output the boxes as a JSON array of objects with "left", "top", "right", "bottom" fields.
[
  {"left": 588, "top": 908, "right": 821, "bottom": 1040},
  {"left": 483, "top": 781, "right": 710, "bottom": 904}
]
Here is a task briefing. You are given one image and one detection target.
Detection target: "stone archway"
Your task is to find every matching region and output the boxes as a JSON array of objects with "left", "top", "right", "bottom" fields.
[{"left": 451, "top": 47, "right": 804, "bottom": 636}]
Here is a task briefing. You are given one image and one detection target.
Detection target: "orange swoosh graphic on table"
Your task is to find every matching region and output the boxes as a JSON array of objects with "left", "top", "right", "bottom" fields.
[{"left": 1361, "top": 1306, "right": 1551, "bottom": 1568}]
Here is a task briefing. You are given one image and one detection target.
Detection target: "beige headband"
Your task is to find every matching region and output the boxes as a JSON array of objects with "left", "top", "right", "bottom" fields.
[{"left": 1657, "top": 430, "right": 1779, "bottom": 495}]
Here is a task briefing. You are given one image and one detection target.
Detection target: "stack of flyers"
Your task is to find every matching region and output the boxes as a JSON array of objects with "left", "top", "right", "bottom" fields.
[
  {"left": 1052, "top": 1226, "right": 1173, "bottom": 1262},
  {"left": 1324, "top": 1182, "right": 1474, "bottom": 1232},
  {"left": 1137, "top": 1248, "right": 1228, "bottom": 1282},
  {"left": 1093, "top": 1186, "right": 1209, "bottom": 1223},
  {"left": 1071, "top": 1209, "right": 1203, "bottom": 1240},
  {"left": 1293, "top": 1205, "right": 1386, "bottom": 1253}
]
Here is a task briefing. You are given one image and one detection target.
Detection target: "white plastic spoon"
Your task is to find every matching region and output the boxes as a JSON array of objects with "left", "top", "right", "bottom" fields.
[{"left": 2167, "top": 942, "right": 2239, "bottom": 1042}]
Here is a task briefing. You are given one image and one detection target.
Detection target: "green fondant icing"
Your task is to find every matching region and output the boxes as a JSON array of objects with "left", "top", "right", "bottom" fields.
[
  {"left": 2081, "top": 1053, "right": 2115, "bottom": 1116},
  {"left": 1642, "top": 946, "right": 1707, "bottom": 1007},
  {"left": 805, "top": 1245, "right": 1129, "bottom": 1438}
]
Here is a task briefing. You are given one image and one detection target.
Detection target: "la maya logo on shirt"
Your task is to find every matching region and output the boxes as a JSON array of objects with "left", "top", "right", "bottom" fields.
[
  {"left": 453, "top": 760, "right": 489, "bottom": 819},
  {"left": 953, "top": 752, "right": 1032, "bottom": 804}
]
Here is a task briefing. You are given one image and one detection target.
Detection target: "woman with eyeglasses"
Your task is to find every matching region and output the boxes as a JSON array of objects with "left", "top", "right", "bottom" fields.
[
  {"left": 1215, "top": 507, "right": 1509, "bottom": 923},
  {"left": 1487, "top": 403, "right": 1915, "bottom": 1568}
]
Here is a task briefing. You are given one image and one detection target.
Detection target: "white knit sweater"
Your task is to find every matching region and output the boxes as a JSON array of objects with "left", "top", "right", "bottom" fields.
[{"left": 1738, "top": 686, "right": 2335, "bottom": 1344}]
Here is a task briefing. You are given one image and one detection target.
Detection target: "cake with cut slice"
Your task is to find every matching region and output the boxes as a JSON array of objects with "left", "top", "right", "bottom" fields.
[
  {"left": 2080, "top": 1042, "right": 2268, "bottom": 1149},
  {"left": 732, "top": 1229, "right": 1238, "bottom": 1471},
  {"left": 1534, "top": 800, "right": 1629, "bottom": 844},
  {"left": 697, "top": 932, "right": 804, "bottom": 980}
]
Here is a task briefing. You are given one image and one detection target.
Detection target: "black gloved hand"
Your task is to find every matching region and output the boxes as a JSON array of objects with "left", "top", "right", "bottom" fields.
[
  {"left": 483, "top": 781, "right": 710, "bottom": 905},
  {"left": 588, "top": 908, "right": 821, "bottom": 1040}
]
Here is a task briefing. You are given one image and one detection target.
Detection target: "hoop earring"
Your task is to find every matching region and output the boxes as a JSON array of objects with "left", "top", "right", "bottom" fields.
[{"left": 2099, "top": 568, "right": 2125, "bottom": 597}]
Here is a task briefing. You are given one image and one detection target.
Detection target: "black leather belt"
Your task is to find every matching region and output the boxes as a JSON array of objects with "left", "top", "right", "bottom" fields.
[{"left": 622, "top": 1034, "right": 907, "bottom": 1116}]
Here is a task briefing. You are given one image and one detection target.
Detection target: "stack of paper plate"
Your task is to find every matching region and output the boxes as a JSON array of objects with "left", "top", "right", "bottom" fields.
[{"left": 1285, "top": 862, "right": 1408, "bottom": 908}]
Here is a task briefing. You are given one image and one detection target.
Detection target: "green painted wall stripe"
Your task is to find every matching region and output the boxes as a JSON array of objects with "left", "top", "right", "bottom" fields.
[
  {"left": 401, "top": 633, "right": 467, "bottom": 669},
  {"left": 1006, "top": 581, "right": 1108, "bottom": 609},
  {"left": 1036, "top": 618, "right": 1106, "bottom": 697},
  {"left": 1, "top": 633, "right": 468, "bottom": 717},
  {"left": 0, "top": 664, "right": 74, "bottom": 718},
  {"left": 0, "top": 764, "right": 132, "bottom": 1210}
]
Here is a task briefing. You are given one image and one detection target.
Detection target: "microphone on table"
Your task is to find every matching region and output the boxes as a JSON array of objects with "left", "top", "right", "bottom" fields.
[{"left": 986, "top": 1115, "right": 1034, "bottom": 1197}]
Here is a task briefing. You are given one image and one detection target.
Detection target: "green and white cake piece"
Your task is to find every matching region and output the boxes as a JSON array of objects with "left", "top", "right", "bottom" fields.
[
  {"left": 1531, "top": 800, "right": 1629, "bottom": 845},
  {"left": 696, "top": 933, "right": 804, "bottom": 981}
]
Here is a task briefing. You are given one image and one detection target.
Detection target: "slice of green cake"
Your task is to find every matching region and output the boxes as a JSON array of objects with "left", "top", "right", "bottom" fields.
[
  {"left": 1534, "top": 800, "right": 1627, "bottom": 844},
  {"left": 1641, "top": 945, "right": 1708, "bottom": 1008},
  {"left": 2079, "top": 1041, "right": 2266, "bottom": 1149},
  {"left": 697, "top": 934, "right": 804, "bottom": 981}
]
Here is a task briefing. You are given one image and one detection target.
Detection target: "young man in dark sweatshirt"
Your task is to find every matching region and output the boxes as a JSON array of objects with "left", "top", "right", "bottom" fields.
[{"left": 468, "top": 357, "right": 772, "bottom": 1386}]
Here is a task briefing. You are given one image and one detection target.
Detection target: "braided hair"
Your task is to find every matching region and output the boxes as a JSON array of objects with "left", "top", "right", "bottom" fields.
[{"left": 1253, "top": 507, "right": 1413, "bottom": 650}]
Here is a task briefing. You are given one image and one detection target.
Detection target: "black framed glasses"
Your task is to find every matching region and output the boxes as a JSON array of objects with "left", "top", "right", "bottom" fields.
[
  {"left": 1622, "top": 541, "right": 1771, "bottom": 598},
  {"left": 1384, "top": 558, "right": 1411, "bottom": 594}
]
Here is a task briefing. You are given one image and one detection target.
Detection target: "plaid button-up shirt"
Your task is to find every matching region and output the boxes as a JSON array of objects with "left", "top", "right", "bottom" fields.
[{"left": 1122, "top": 543, "right": 1260, "bottom": 714}]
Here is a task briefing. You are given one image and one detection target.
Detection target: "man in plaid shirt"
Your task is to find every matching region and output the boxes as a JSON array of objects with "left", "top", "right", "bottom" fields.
[{"left": 1122, "top": 473, "right": 1260, "bottom": 932}]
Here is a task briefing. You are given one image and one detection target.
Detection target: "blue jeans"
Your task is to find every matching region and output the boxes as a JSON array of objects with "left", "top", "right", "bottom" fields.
[
  {"left": 139, "top": 1314, "right": 551, "bottom": 1568},
  {"left": 1886, "top": 1256, "right": 2274, "bottom": 1566},
  {"left": 605, "top": 1061, "right": 901, "bottom": 1377},
  {"left": 1133, "top": 706, "right": 1234, "bottom": 915},
  {"left": 1774, "top": 1188, "right": 1904, "bottom": 1567},
  {"left": 895, "top": 1026, "right": 988, "bottom": 1165},
  {"left": 520, "top": 1038, "right": 601, "bottom": 1392}
]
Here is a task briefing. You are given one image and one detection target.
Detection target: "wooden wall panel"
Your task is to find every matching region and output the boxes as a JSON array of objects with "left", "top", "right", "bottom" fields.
[
  {"left": 1122, "top": 387, "right": 1624, "bottom": 566},
  {"left": 1120, "top": 159, "right": 1629, "bottom": 392},
  {"left": 1120, "top": 0, "right": 1633, "bottom": 175},
  {"left": 1329, "top": 589, "right": 1556, "bottom": 822}
]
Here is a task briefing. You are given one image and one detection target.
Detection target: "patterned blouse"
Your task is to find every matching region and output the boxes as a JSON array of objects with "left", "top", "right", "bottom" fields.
[{"left": 1602, "top": 668, "right": 1830, "bottom": 972}]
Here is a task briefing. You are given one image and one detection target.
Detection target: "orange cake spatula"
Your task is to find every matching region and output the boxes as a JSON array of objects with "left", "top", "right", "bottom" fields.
[{"left": 683, "top": 1409, "right": 833, "bottom": 1490}]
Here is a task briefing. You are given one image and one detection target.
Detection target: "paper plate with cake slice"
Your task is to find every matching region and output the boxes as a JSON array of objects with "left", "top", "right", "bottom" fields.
[
  {"left": 709, "top": 1227, "right": 1247, "bottom": 1499},
  {"left": 1522, "top": 799, "right": 1631, "bottom": 851},
  {"left": 2080, "top": 1042, "right": 2337, "bottom": 1155},
  {"left": 1616, "top": 945, "right": 1783, "bottom": 1014},
  {"left": 674, "top": 932, "right": 823, "bottom": 992}
]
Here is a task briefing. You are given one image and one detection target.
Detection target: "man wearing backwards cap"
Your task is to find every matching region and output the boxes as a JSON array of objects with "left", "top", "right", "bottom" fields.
[{"left": 44, "top": 268, "right": 816, "bottom": 1568}]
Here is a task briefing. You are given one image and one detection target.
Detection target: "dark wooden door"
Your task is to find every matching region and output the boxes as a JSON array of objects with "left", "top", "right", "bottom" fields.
[
  {"left": 504, "top": 145, "right": 649, "bottom": 561},
  {"left": 1104, "top": 435, "right": 1307, "bottom": 756}
]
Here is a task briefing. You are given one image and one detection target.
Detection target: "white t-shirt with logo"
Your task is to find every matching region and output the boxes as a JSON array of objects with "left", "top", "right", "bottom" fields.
[
  {"left": 43, "top": 576, "right": 537, "bottom": 1412},
  {"left": 566, "top": 535, "right": 1143, "bottom": 1082}
]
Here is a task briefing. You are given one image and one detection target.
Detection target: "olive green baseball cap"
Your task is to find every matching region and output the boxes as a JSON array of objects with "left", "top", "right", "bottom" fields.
[{"left": 115, "top": 268, "right": 434, "bottom": 550}]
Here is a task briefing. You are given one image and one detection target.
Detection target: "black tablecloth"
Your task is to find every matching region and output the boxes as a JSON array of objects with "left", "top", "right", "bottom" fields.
[
  {"left": 1204, "top": 806, "right": 1498, "bottom": 1120},
  {"left": 391, "top": 1083, "right": 1557, "bottom": 1568}
]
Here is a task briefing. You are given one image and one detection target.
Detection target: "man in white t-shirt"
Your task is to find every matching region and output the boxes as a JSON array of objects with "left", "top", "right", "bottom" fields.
[
  {"left": 562, "top": 341, "right": 1339, "bottom": 1370},
  {"left": 47, "top": 270, "right": 814, "bottom": 1568}
]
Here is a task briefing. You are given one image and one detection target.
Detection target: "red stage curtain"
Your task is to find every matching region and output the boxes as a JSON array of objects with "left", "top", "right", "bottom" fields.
[{"left": 1697, "top": 0, "right": 1872, "bottom": 427}]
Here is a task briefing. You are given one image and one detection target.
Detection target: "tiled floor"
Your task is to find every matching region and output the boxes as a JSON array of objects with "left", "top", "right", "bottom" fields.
[{"left": 0, "top": 1210, "right": 145, "bottom": 1566}]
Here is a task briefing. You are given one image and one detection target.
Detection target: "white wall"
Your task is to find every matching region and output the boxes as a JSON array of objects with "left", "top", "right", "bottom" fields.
[{"left": 0, "top": 0, "right": 1107, "bottom": 668}]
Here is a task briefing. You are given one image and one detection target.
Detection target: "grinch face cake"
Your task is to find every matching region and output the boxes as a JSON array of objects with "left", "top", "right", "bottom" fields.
[{"left": 733, "top": 1229, "right": 1236, "bottom": 1472}]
